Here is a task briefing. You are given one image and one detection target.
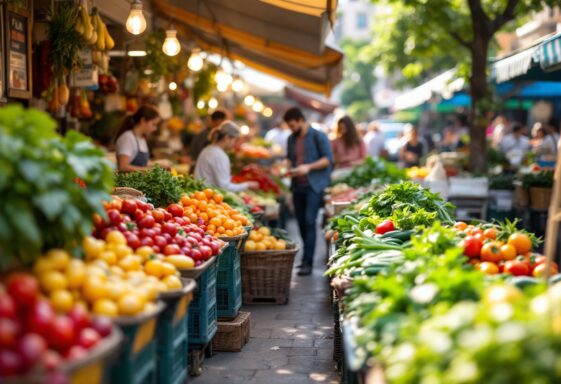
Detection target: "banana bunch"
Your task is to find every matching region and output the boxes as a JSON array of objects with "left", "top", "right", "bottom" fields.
[
  {"left": 91, "top": 7, "right": 115, "bottom": 51},
  {"left": 74, "top": 0, "right": 96, "bottom": 44},
  {"left": 73, "top": 2, "right": 114, "bottom": 51}
]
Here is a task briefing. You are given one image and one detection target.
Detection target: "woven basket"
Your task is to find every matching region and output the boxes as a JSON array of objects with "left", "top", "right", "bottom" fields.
[
  {"left": 514, "top": 183, "right": 529, "bottom": 208},
  {"left": 113, "top": 187, "right": 145, "bottom": 200},
  {"left": 240, "top": 243, "right": 299, "bottom": 305},
  {"left": 529, "top": 187, "right": 552, "bottom": 210},
  {"left": 212, "top": 311, "right": 251, "bottom": 352}
]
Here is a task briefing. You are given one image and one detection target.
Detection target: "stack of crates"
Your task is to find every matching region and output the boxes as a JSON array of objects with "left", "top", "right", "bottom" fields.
[
  {"left": 188, "top": 259, "right": 219, "bottom": 346},
  {"left": 216, "top": 241, "right": 243, "bottom": 319}
]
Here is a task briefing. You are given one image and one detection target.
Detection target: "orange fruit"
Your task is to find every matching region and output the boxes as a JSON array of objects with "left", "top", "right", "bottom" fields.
[
  {"left": 210, "top": 217, "right": 222, "bottom": 227},
  {"left": 180, "top": 196, "right": 190, "bottom": 205},
  {"left": 217, "top": 226, "right": 226, "bottom": 234},
  {"left": 189, "top": 213, "right": 198, "bottom": 223},
  {"left": 200, "top": 212, "right": 209, "bottom": 222},
  {"left": 224, "top": 219, "right": 235, "bottom": 230},
  {"left": 507, "top": 233, "right": 532, "bottom": 255},
  {"left": 225, "top": 230, "right": 234, "bottom": 237},
  {"left": 194, "top": 191, "right": 206, "bottom": 201},
  {"left": 213, "top": 194, "right": 224, "bottom": 203},
  {"left": 204, "top": 189, "right": 214, "bottom": 199}
]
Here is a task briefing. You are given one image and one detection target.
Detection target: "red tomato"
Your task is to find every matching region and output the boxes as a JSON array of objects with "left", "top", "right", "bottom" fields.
[
  {"left": 26, "top": 300, "right": 55, "bottom": 337},
  {"left": 92, "top": 214, "right": 105, "bottom": 230},
  {"left": 77, "top": 328, "right": 101, "bottom": 350},
  {"left": 68, "top": 305, "right": 91, "bottom": 333},
  {"left": 504, "top": 258, "right": 531, "bottom": 276},
  {"left": 121, "top": 199, "right": 138, "bottom": 215},
  {"left": 167, "top": 204, "right": 184, "bottom": 217},
  {"left": 0, "top": 318, "right": 20, "bottom": 348},
  {"left": 136, "top": 201, "right": 149, "bottom": 212},
  {"left": 462, "top": 236, "right": 483, "bottom": 258},
  {"left": 141, "top": 237, "right": 154, "bottom": 247},
  {"left": 6, "top": 273, "right": 39, "bottom": 309},
  {"left": 152, "top": 209, "right": 165, "bottom": 223},
  {"left": 65, "top": 345, "right": 87, "bottom": 360},
  {"left": 125, "top": 233, "right": 141, "bottom": 249},
  {"left": 199, "top": 245, "right": 212, "bottom": 260},
  {"left": 17, "top": 333, "right": 47, "bottom": 369},
  {"left": 162, "top": 223, "right": 179, "bottom": 237},
  {"left": 0, "top": 294, "right": 16, "bottom": 319},
  {"left": 106, "top": 209, "right": 122, "bottom": 226},
  {"left": 138, "top": 215, "right": 155, "bottom": 229},
  {"left": 48, "top": 316, "right": 75, "bottom": 352},
  {"left": 90, "top": 317, "right": 112, "bottom": 338},
  {"left": 480, "top": 242, "right": 502, "bottom": 263},
  {"left": 173, "top": 235, "right": 187, "bottom": 247},
  {"left": 164, "top": 244, "right": 181, "bottom": 256},
  {"left": 42, "top": 350, "right": 62, "bottom": 371},
  {"left": 0, "top": 349, "right": 23, "bottom": 376},
  {"left": 375, "top": 220, "right": 395, "bottom": 235},
  {"left": 191, "top": 249, "right": 202, "bottom": 261}
]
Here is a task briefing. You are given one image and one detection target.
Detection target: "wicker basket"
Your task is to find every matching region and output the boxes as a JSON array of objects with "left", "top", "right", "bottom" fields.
[
  {"left": 212, "top": 311, "right": 251, "bottom": 352},
  {"left": 529, "top": 187, "right": 552, "bottom": 210},
  {"left": 513, "top": 182, "right": 529, "bottom": 208},
  {"left": 240, "top": 243, "right": 299, "bottom": 305},
  {"left": 113, "top": 187, "right": 145, "bottom": 200}
]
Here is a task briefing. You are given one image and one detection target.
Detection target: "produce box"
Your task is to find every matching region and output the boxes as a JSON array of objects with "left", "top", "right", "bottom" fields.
[
  {"left": 156, "top": 279, "right": 196, "bottom": 384},
  {"left": 240, "top": 243, "right": 299, "bottom": 305},
  {"left": 188, "top": 257, "right": 219, "bottom": 346},
  {"left": 110, "top": 302, "right": 166, "bottom": 384},
  {"left": 211, "top": 311, "right": 251, "bottom": 352},
  {"left": 216, "top": 242, "right": 243, "bottom": 319}
]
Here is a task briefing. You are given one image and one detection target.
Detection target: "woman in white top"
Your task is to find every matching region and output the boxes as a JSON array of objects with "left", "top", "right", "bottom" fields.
[
  {"left": 114, "top": 106, "right": 160, "bottom": 172},
  {"left": 195, "top": 121, "right": 258, "bottom": 192}
]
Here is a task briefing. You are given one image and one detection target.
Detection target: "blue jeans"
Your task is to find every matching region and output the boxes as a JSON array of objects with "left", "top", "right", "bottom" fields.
[{"left": 293, "top": 185, "right": 323, "bottom": 267}]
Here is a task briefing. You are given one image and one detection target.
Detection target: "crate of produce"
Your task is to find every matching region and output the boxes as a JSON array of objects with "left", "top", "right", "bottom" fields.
[
  {"left": 212, "top": 311, "right": 251, "bottom": 352},
  {"left": 240, "top": 243, "right": 299, "bottom": 305},
  {"left": 186, "top": 257, "right": 219, "bottom": 346},
  {"left": 156, "top": 279, "right": 197, "bottom": 384},
  {"left": 110, "top": 302, "right": 166, "bottom": 384},
  {"left": 216, "top": 242, "right": 243, "bottom": 319}
]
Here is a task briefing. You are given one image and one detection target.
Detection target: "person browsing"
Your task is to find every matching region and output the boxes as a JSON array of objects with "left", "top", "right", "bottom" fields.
[
  {"left": 190, "top": 110, "right": 227, "bottom": 162},
  {"left": 331, "top": 115, "right": 366, "bottom": 169},
  {"left": 114, "top": 106, "right": 161, "bottom": 172},
  {"left": 194, "top": 121, "right": 259, "bottom": 192},
  {"left": 285, "top": 107, "right": 334, "bottom": 276}
]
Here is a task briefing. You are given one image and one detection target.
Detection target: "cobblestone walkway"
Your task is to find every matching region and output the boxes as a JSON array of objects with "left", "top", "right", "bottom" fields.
[{"left": 191, "top": 219, "right": 339, "bottom": 384}]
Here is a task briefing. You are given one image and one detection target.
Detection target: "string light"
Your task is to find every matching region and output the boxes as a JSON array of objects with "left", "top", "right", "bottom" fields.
[
  {"left": 196, "top": 100, "right": 205, "bottom": 109},
  {"left": 240, "top": 125, "right": 250, "bottom": 135},
  {"left": 162, "top": 28, "right": 181, "bottom": 56},
  {"left": 126, "top": 0, "right": 147, "bottom": 35},
  {"left": 208, "top": 97, "right": 218, "bottom": 109},
  {"left": 252, "top": 100, "right": 264, "bottom": 113},
  {"left": 231, "top": 77, "right": 245, "bottom": 93},
  {"left": 263, "top": 107, "right": 273, "bottom": 117},
  {"left": 244, "top": 95, "right": 255, "bottom": 106},
  {"left": 215, "top": 69, "right": 232, "bottom": 87},
  {"left": 216, "top": 82, "right": 229, "bottom": 92},
  {"left": 169, "top": 82, "right": 177, "bottom": 91}
]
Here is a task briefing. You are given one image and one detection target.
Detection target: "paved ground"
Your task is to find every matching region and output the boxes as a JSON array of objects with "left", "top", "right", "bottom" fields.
[{"left": 191, "top": 219, "right": 339, "bottom": 384}]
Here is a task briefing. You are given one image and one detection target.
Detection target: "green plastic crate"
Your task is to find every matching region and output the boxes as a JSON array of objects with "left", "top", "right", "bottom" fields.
[
  {"left": 216, "top": 243, "right": 242, "bottom": 318},
  {"left": 111, "top": 303, "right": 165, "bottom": 384},
  {"left": 156, "top": 280, "right": 195, "bottom": 384},
  {"left": 188, "top": 260, "right": 218, "bottom": 346}
]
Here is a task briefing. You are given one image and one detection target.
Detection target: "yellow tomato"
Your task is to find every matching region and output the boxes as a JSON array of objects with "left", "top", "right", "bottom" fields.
[
  {"left": 255, "top": 242, "right": 266, "bottom": 251},
  {"left": 83, "top": 277, "right": 109, "bottom": 302},
  {"left": 114, "top": 244, "right": 133, "bottom": 259},
  {"left": 163, "top": 275, "right": 182, "bottom": 290},
  {"left": 118, "top": 293, "right": 145, "bottom": 316},
  {"left": 106, "top": 231, "right": 127, "bottom": 245},
  {"left": 258, "top": 227, "right": 271, "bottom": 236},
  {"left": 138, "top": 284, "right": 158, "bottom": 301},
  {"left": 83, "top": 237, "right": 105, "bottom": 259},
  {"left": 40, "top": 271, "right": 68, "bottom": 292},
  {"left": 106, "top": 281, "right": 129, "bottom": 301},
  {"left": 119, "top": 255, "right": 141, "bottom": 271},
  {"left": 136, "top": 246, "right": 155, "bottom": 260},
  {"left": 98, "top": 251, "right": 117, "bottom": 265},
  {"left": 50, "top": 290, "right": 74, "bottom": 313},
  {"left": 161, "top": 262, "right": 177, "bottom": 277},
  {"left": 165, "top": 255, "right": 195, "bottom": 269},
  {"left": 93, "top": 299, "right": 119, "bottom": 317},
  {"left": 33, "top": 258, "right": 56, "bottom": 275},
  {"left": 45, "top": 249, "right": 71, "bottom": 270},
  {"left": 244, "top": 240, "right": 256, "bottom": 252},
  {"left": 109, "top": 266, "right": 125, "bottom": 278},
  {"left": 85, "top": 265, "right": 107, "bottom": 280},
  {"left": 144, "top": 260, "right": 164, "bottom": 278},
  {"left": 274, "top": 240, "right": 287, "bottom": 250},
  {"left": 65, "top": 259, "right": 86, "bottom": 289}
]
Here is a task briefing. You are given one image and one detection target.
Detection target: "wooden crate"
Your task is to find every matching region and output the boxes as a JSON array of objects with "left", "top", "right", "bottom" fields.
[{"left": 212, "top": 311, "right": 251, "bottom": 352}]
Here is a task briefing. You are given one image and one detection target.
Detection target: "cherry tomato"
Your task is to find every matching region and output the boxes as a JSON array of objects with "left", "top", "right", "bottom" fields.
[
  {"left": 453, "top": 222, "right": 468, "bottom": 231},
  {"left": 507, "top": 233, "right": 532, "bottom": 255},
  {"left": 167, "top": 204, "right": 184, "bottom": 217},
  {"left": 533, "top": 263, "right": 559, "bottom": 277},
  {"left": 125, "top": 233, "right": 141, "bottom": 249},
  {"left": 500, "top": 244, "right": 517, "bottom": 261},
  {"left": 6, "top": 273, "right": 39, "bottom": 309},
  {"left": 0, "top": 294, "right": 16, "bottom": 319},
  {"left": 162, "top": 223, "right": 179, "bottom": 237},
  {"left": 375, "top": 220, "right": 395, "bottom": 235},
  {"left": 152, "top": 209, "right": 165, "bottom": 223},
  {"left": 48, "top": 316, "right": 75, "bottom": 353},
  {"left": 483, "top": 227, "right": 497, "bottom": 240},
  {"left": 480, "top": 241, "right": 502, "bottom": 263},
  {"left": 164, "top": 244, "right": 181, "bottom": 256},
  {"left": 106, "top": 209, "right": 122, "bottom": 226},
  {"left": 462, "top": 235, "right": 483, "bottom": 258},
  {"left": 121, "top": 199, "right": 138, "bottom": 215},
  {"left": 138, "top": 215, "right": 155, "bottom": 228},
  {"left": 504, "top": 257, "right": 531, "bottom": 276},
  {"left": 479, "top": 262, "right": 499, "bottom": 275}
]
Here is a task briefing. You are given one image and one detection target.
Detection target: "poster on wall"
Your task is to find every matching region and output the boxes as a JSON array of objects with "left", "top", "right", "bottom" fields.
[{"left": 5, "top": 7, "right": 32, "bottom": 99}]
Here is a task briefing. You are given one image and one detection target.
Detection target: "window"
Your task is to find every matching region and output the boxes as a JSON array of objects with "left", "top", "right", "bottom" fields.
[{"left": 356, "top": 12, "right": 368, "bottom": 30}]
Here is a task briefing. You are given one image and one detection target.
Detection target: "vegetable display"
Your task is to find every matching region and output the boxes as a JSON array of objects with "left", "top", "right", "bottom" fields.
[
  {"left": 232, "top": 164, "right": 285, "bottom": 196},
  {"left": 0, "top": 106, "right": 113, "bottom": 268},
  {"left": 114, "top": 166, "right": 183, "bottom": 208},
  {"left": 333, "top": 156, "right": 406, "bottom": 188}
]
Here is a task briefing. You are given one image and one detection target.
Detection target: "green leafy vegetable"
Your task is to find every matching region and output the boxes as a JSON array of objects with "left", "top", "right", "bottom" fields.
[
  {"left": 0, "top": 106, "right": 113, "bottom": 267},
  {"left": 333, "top": 156, "right": 406, "bottom": 188},
  {"left": 114, "top": 166, "right": 182, "bottom": 208}
]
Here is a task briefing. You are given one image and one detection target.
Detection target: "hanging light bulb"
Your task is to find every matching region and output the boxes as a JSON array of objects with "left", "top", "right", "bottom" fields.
[
  {"left": 231, "top": 77, "right": 245, "bottom": 93},
  {"left": 168, "top": 82, "right": 177, "bottom": 91},
  {"left": 244, "top": 95, "right": 255, "bottom": 106},
  {"left": 216, "top": 82, "right": 229, "bottom": 92},
  {"left": 162, "top": 28, "right": 181, "bottom": 56},
  {"left": 263, "top": 107, "right": 273, "bottom": 117},
  {"left": 215, "top": 69, "right": 233, "bottom": 87},
  {"left": 126, "top": 0, "right": 147, "bottom": 35},
  {"left": 208, "top": 97, "right": 218, "bottom": 109},
  {"left": 188, "top": 49, "right": 204, "bottom": 72},
  {"left": 240, "top": 125, "right": 250, "bottom": 135},
  {"left": 252, "top": 100, "right": 264, "bottom": 113},
  {"left": 196, "top": 100, "right": 205, "bottom": 109}
]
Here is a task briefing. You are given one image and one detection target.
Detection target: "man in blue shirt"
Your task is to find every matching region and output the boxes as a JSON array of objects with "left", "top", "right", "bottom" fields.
[{"left": 285, "top": 107, "right": 333, "bottom": 276}]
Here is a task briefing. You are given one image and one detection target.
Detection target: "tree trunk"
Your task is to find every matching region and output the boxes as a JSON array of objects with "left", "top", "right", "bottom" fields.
[{"left": 469, "top": 34, "right": 491, "bottom": 173}]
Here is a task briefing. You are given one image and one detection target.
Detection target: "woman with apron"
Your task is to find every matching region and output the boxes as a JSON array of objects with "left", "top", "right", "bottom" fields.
[{"left": 114, "top": 106, "right": 160, "bottom": 172}]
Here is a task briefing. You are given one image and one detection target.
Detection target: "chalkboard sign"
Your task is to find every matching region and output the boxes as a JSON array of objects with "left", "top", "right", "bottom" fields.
[{"left": 5, "top": 6, "right": 32, "bottom": 99}]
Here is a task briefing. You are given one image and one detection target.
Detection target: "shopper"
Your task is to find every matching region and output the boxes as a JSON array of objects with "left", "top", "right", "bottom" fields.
[
  {"left": 363, "top": 121, "right": 385, "bottom": 158},
  {"left": 399, "top": 124, "right": 425, "bottom": 167},
  {"left": 500, "top": 122, "right": 531, "bottom": 167},
  {"left": 115, "top": 105, "right": 161, "bottom": 172},
  {"left": 330, "top": 116, "right": 366, "bottom": 169},
  {"left": 265, "top": 121, "right": 291, "bottom": 157},
  {"left": 531, "top": 122, "right": 557, "bottom": 160},
  {"left": 194, "top": 121, "right": 259, "bottom": 192},
  {"left": 284, "top": 107, "right": 333, "bottom": 276},
  {"left": 190, "top": 110, "right": 227, "bottom": 162}
]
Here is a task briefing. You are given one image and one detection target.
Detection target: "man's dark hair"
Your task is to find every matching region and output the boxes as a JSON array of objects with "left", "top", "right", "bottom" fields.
[
  {"left": 283, "top": 107, "right": 306, "bottom": 122},
  {"left": 210, "top": 110, "right": 227, "bottom": 122},
  {"left": 547, "top": 117, "right": 559, "bottom": 132},
  {"left": 511, "top": 122, "right": 523, "bottom": 133}
]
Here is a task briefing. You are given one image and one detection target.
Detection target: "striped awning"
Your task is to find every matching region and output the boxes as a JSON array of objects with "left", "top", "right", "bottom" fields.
[
  {"left": 535, "top": 33, "right": 561, "bottom": 71},
  {"left": 492, "top": 47, "right": 538, "bottom": 83}
]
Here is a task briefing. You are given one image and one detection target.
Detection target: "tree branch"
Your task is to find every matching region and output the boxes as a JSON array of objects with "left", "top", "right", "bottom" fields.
[
  {"left": 467, "top": 0, "right": 490, "bottom": 24},
  {"left": 492, "top": 0, "right": 521, "bottom": 33},
  {"left": 449, "top": 30, "right": 472, "bottom": 50}
]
